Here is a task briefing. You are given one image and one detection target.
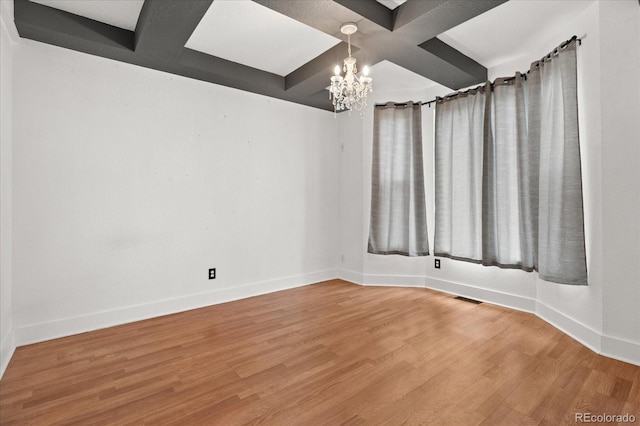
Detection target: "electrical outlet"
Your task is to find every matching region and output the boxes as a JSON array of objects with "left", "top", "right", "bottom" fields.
[
  {"left": 434, "top": 259, "right": 441, "bottom": 269},
  {"left": 209, "top": 268, "right": 216, "bottom": 279}
]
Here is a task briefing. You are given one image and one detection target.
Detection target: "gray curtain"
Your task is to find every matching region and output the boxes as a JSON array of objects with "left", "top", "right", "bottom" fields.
[
  {"left": 482, "top": 73, "right": 536, "bottom": 270},
  {"left": 529, "top": 41, "right": 587, "bottom": 284},
  {"left": 369, "top": 102, "right": 429, "bottom": 256},
  {"left": 434, "top": 39, "right": 587, "bottom": 285},
  {"left": 434, "top": 88, "right": 485, "bottom": 261}
]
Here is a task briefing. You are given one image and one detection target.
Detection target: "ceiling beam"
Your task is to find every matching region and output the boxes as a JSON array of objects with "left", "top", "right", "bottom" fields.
[
  {"left": 391, "top": 0, "right": 508, "bottom": 44},
  {"left": 284, "top": 42, "right": 355, "bottom": 91},
  {"left": 14, "top": 0, "right": 134, "bottom": 55},
  {"left": 418, "top": 37, "right": 486, "bottom": 84},
  {"left": 134, "top": 0, "right": 212, "bottom": 59},
  {"left": 332, "top": 0, "right": 394, "bottom": 31},
  {"left": 254, "top": 0, "right": 505, "bottom": 98},
  {"left": 392, "top": 0, "right": 448, "bottom": 31}
]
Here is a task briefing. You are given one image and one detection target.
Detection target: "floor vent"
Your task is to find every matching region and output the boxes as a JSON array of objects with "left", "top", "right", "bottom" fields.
[{"left": 454, "top": 296, "right": 482, "bottom": 304}]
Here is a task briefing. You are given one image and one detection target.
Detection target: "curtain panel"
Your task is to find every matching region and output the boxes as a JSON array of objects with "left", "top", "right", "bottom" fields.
[
  {"left": 434, "top": 39, "right": 587, "bottom": 285},
  {"left": 434, "top": 87, "right": 485, "bottom": 261},
  {"left": 369, "top": 102, "right": 429, "bottom": 257},
  {"left": 529, "top": 41, "right": 587, "bottom": 284}
]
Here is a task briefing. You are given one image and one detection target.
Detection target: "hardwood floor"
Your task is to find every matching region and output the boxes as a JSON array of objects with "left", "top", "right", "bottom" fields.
[{"left": 1, "top": 279, "right": 638, "bottom": 425}]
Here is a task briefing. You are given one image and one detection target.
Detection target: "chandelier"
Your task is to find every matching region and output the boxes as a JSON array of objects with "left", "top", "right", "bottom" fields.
[{"left": 329, "top": 23, "right": 373, "bottom": 114}]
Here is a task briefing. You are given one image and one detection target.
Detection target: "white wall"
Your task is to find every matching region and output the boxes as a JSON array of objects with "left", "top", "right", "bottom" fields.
[
  {"left": 489, "top": 1, "right": 606, "bottom": 352},
  {"left": 11, "top": 38, "right": 340, "bottom": 346},
  {"left": 338, "top": 1, "right": 640, "bottom": 365},
  {"left": 0, "top": 0, "right": 17, "bottom": 378},
  {"left": 337, "top": 110, "right": 364, "bottom": 276},
  {"left": 495, "top": 0, "right": 640, "bottom": 364},
  {"left": 598, "top": 0, "right": 640, "bottom": 358}
]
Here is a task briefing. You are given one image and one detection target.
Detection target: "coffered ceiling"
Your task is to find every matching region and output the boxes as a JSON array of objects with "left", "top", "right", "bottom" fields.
[{"left": 14, "top": 0, "right": 595, "bottom": 111}]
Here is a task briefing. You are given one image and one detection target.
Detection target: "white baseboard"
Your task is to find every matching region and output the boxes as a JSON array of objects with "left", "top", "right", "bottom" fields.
[
  {"left": 535, "top": 300, "right": 602, "bottom": 353},
  {"left": 536, "top": 301, "right": 640, "bottom": 366},
  {"left": 7, "top": 269, "right": 638, "bottom": 374},
  {"left": 339, "top": 269, "right": 639, "bottom": 367},
  {"left": 339, "top": 270, "right": 536, "bottom": 312},
  {"left": 14, "top": 269, "right": 338, "bottom": 347},
  {"left": 363, "top": 274, "right": 428, "bottom": 288},
  {"left": 337, "top": 268, "right": 364, "bottom": 285},
  {"left": 601, "top": 335, "right": 640, "bottom": 366},
  {"left": 0, "top": 329, "right": 16, "bottom": 379},
  {"left": 423, "top": 276, "right": 536, "bottom": 313}
]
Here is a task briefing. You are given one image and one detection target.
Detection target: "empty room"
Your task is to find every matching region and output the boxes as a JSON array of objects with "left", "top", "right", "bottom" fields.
[{"left": 1, "top": 0, "right": 639, "bottom": 424}]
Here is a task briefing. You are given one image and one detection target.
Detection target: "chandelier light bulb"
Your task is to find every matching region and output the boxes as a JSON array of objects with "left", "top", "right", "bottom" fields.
[
  {"left": 363, "top": 66, "right": 369, "bottom": 76},
  {"left": 334, "top": 65, "right": 341, "bottom": 76}
]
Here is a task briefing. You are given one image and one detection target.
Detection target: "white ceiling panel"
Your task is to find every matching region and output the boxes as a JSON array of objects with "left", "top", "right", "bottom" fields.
[
  {"left": 30, "top": 0, "right": 144, "bottom": 31},
  {"left": 185, "top": 0, "right": 340, "bottom": 77},
  {"left": 375, "top": 0, "right": 408, "bottom": 11},
  {"left": 369, "top": 60, "right": 444, "bottom": 92},
  {"left": 438, "top": 0, "right": 595, "bottom": 68}
]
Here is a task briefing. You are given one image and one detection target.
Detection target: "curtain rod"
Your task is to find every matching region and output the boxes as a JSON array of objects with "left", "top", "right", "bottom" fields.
[{"left": 375, "top": 35, "right": 583, "bottom": 109}]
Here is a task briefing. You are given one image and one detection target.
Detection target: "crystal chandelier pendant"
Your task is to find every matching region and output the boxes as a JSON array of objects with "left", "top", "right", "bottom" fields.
[{"left": 329, "top": 23, "right": 373, "bottom": 115}]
